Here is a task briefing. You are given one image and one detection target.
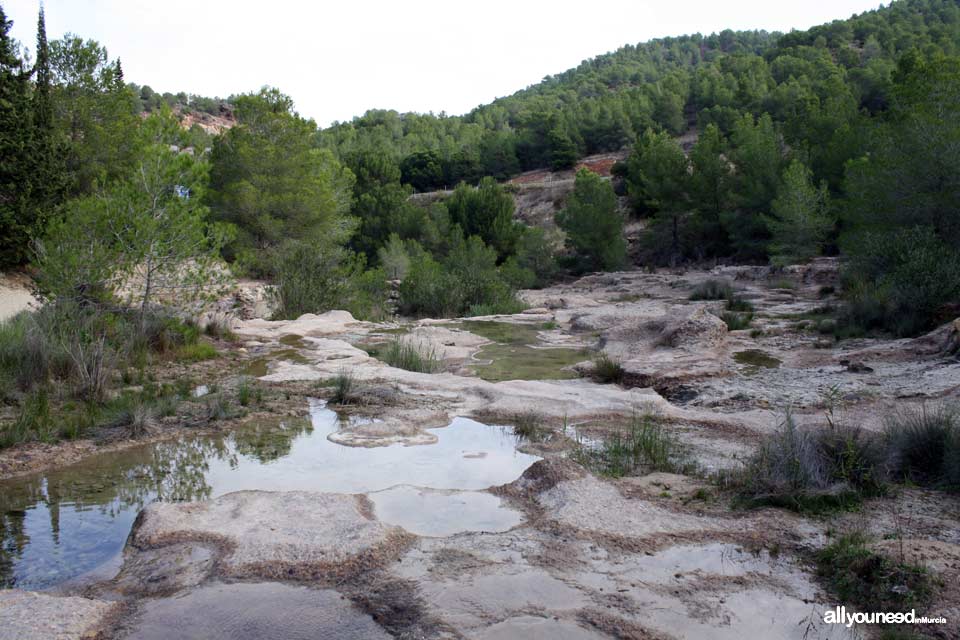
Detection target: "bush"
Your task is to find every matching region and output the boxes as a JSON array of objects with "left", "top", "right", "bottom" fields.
[
  {"left": 734, "top": 413, "right": 887, "bottom": 512},
  {"left": 381, "top": 339, "right": 441, "bottom": 373},
  {"left": 690, "top": 279, "right": 735, "bottom": 301},
  {"left": 885, "top": 404, "right": 959, "bottom": 491},
  {"left": 720, "top": 311, "right": 753, "bottom": 331},
  {"left": 271, "top": 241, "right": 386, "bottom": 321},
  {"left": 817, "top": 532, "right": 937, "bottom": 614},
  {"left": 591, "top": 353, "right": 625, "bottom": 384},
  {"left": 841, "top": 227, "right": 960, "bottom": 337},
  {"left": 399, "top": 238, "right": 525, "bottom": 318},
  {"left": 510, "top": 411, "right": 549, "bottom": 442},
  {"left": 0, "top": 388, "right": 54, "bottom": 448},
  {"left": 329, "top": 369, "right": 360, "bottom": 405}
]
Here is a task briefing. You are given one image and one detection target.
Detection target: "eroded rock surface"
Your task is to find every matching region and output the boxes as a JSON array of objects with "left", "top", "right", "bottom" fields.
[
  {"left": 0, "top": 590, "right": 118, "bottom": 640},
  {"left": 131, "top": 491, "right": 408, "bottom": 580}
]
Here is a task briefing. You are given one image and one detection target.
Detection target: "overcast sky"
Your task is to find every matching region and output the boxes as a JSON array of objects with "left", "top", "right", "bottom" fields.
[{"left": 4, "top": 0, "right": 883, "bottom": 127}]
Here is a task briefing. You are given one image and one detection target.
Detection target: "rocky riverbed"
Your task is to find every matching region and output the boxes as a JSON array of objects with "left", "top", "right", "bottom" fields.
[{"left": 2, "top": 260, "right": 959, "bottom": 639}]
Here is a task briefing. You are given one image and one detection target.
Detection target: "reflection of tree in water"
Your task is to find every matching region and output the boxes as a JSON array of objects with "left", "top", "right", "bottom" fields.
[
  {"left": 0, "top": 431, "right": 243, "bottom": 587},
  {"left": 231, "top": 418, "right": 312, "bottom": 464}
]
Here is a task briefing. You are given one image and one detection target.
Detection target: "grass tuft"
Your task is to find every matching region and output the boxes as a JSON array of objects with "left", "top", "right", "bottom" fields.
[
  {"left": 591, "top": 353, "right": 625, "bottom": 384},
  {"left": 381, "top": 339, "right": 441, "bottom": 373},
  {"left": 573, "top": 412, "right": 695, "bottom": 477}
]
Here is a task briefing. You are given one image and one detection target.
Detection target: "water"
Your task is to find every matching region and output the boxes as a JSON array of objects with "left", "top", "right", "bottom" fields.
[
  {"left": 0, "top": 401, "right": 537, "bottom": 590},
  {"left": 369, "top": 486, "right": 523, "bottom": 537},
  {"left": 733, "top": 349, "right": 782, "bottom": 371},
  {"left": 460, "top": 321, "right": 591, "bottom": 383}
]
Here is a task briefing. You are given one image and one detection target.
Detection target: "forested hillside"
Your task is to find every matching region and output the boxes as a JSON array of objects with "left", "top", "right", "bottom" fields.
[{"left": 1, "top": 0, "right": 959, "bottom": 344}]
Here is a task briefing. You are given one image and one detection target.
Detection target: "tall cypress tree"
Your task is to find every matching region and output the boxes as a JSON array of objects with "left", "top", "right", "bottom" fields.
[
  {"left": 33, "top": 6, "right": 52, "bottom": 132},
  {"left": 29, "top": 5, "right": 65, "bottom": 241},
  {"left": 0, "top": 4, "right": 32, "bottom": 267}
]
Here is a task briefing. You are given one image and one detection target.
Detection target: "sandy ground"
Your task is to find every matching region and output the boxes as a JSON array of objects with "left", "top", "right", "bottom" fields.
[{"left": 0, "top": 273, "right": 37, "bottom": 322}]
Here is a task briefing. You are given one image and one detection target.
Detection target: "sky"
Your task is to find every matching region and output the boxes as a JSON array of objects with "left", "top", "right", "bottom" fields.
[{"left": 4, "top": 0, "right": 884, "bottom": 127}]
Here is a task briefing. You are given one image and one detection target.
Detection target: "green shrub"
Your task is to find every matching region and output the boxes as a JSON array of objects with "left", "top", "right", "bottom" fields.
[
  {"left": 329, "top": 369, "right": 360, "bottom": 405},
  {"left": 0, "top": 388, "right": 53, "bottom": 448},
  {"left": 591, "top": 353, "right": 625, "bottom": 384},
  {"left": 841, "top": 227, "right": 960, "bottom": 337},
  {"left": 733, "top": 414, "right": 887, "bottom": 513},
  {"left": 817, "top": 532, "right": 937, "bottom": 614},
  {"left": 271, "top": 241, "right": 385, "bottom": 321},
  {"left": 399, "top": 237, "right": 524, "bottom": 318},
  {"left": 885, "top": 404, "right": 959, "bottom": 491},
  {"left": 720, "top": 311, "right": 753, "bottom": 330},
  {"left": 381, "top": 339, "right": 441, "bottom": 373},
  {"left": 690, "top": 279, "right": 735, "bottom": 301},
  {"left": 510, "top": 411, "right": 549, "bottom": 442},
  {"left": 726, "top": 296, "right": 754, "bottom": 312}
]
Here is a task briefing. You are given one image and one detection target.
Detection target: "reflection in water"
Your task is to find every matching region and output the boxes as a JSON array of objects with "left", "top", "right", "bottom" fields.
[
  {"left": 0, "top": 418, "right": 308, "bottom": 590},
  {"left": 0, "top": 402, "right": 538, "bottom": 590}
]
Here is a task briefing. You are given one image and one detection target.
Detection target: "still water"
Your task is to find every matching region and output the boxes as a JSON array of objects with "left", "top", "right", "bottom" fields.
[{"left": 0, "top": 401, "right": 538, "bottom": 590}]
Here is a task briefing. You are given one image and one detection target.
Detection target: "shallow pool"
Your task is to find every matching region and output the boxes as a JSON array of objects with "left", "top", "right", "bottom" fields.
[{"left": 0, "top": 401, "right": 537, "bottom": 589}]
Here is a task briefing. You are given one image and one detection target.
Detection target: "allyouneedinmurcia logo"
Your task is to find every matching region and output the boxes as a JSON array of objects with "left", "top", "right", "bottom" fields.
[{"left": 823, "top": 606, "right": 948, "bottom": 628}]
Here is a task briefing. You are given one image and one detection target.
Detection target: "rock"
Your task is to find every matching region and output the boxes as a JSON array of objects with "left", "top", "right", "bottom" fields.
[
  {"left": 537, "top": 476, "right": 751, "bottom": 540},
  {"left": 656, "top": 306, "right": 727, "bottom": 349},
  {"left": 0, "top": 590, "right": 119, "bottom": 640},
  {"left": 131, "top": 491, "right": 409, "bottom": 581}
]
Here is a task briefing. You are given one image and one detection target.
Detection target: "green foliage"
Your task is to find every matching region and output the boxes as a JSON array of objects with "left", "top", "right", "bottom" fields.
[
  {"left": 690, "top": 279, "right": 735, "bottom": 301},
  {"left": 573, "top": 413, "right": 694, "bottom": 477},
  {"left": 329, "top": 368, "right": 360, "bottom": 406},
  {"left": 884, "top": 404, "right": 959, "bottom": 491},
  {"left": 720, "top": 311, "right": 753, "bottom": 331},
  {"left": 380, "top": 339, "right": 441, "bottom": 373},
  {"left": 734, "top": 413, "right": 888, "bottom": 513},
  {"left": 591, "top": 353, "right": 625, "bottom": 384},
  {"left": 37, "top": 108, "right": 229, "bottom": 325},
  {"left": 557, "top": 169, "right": 626, "bottom": 272},
  {"left": 817, "top": 533, "right": 937, "bottom": 614},
  {"left": 840, "top": 227, "right": 960, "bottom": 337},
  {"left": 207, "top": 88, "right": 354, "bottom": 276},
  {"left": 270, "top": 241, "right": 385, "bottom": 321},
  {"left": 509, "top": 411, "right": 549, "bottom": 442},
  {"left": 176, "top": 342, "right": 217, "bottom": 362},
  {"left": 765, "top": 159, "right": 833, "bottom": 266},
  {"left": 398, "top": 237, "right": 524, "bottom": 318},
  {"left": 445, "top": 178, "right": 522, "bottom": 260}
]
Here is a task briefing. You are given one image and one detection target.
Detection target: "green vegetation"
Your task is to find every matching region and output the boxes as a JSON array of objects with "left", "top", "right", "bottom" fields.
[
  {"left": 733, "top": 412, "right": 887, "bottom": 513},
  {"left": 509, "top": 411, "right": 550, "bottom": 442},
  {"left": 689, "top": 280, "right": 735, "bottom": 301},
  {"left": 556, "top": 169, "right": 626, "bottom": 272},
  {"left": 817, "top": 532, "right": 937, "bottom": 614},
  {"left": 380, "top": 339, "right": 441, "bottom": 373},
  {"left": 591, "top": 353, "right": 625, "bottom": 384},
  {"left": 884, "top": 404, "right": 960, "bottom": 491},
  {"left": 573, "top": 412, "right": 694, "bottom": 477},
  {"left": 329, "top": 369, "right": 360, "bottom": 406}
]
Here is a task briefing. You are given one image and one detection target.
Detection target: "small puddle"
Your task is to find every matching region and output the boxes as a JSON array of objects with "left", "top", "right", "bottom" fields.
[
  {"left": 126, "top": 582, "right": 390, "bottom": 640},
  {"left": 733, "top": 349, "right": 781, "bottom": 370},
  {"left": 460, "top": 321, "right": 590, "bottom": 382},
  {"left": 369, "top": 486, "right": 522, "bottom": 537},
  {"left": 242, "top": 348, "right": 310, "bottom": 377},
  {"left": 0, "top": 402, "right": 538, "bottom": 590}
]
